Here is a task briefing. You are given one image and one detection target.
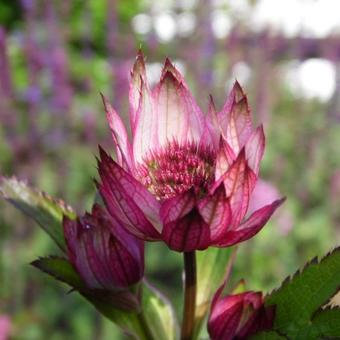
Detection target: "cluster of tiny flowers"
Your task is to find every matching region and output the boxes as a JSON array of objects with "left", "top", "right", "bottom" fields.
[{"left": 136, "top": 140, "right": 216, "bottom": 200}]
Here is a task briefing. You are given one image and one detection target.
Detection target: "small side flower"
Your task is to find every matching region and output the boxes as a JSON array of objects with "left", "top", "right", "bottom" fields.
[
  {"left": 63, "top": 203, "right": 144, "bottom": 290},
  {"left": 208, "top": 285, "right": 274, "bottom": 340}
]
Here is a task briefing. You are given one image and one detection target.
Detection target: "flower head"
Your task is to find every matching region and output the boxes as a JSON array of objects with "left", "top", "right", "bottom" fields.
[
  {"left": 63, "top": 204, "right": 144, "bottom": 290},
  {"left": 208, "top": 288, "right": 274, "bottom": 340},
  {"left": 97, "top": 51, "right": 284, "bottom": 252}
]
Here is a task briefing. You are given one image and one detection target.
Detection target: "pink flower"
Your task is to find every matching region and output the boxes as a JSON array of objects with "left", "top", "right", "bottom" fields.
[
  {"left": 208, "top": 288, "right": 274, "bottom": 340},
  {"left": 0, "top": 315, "right": 11, "bottom": 340},
  {"left": 97, "top": 52, "right": 284, "bottom": 252},
  {"left": 63, "top": 204, "right": 144, "bottom": 289}
]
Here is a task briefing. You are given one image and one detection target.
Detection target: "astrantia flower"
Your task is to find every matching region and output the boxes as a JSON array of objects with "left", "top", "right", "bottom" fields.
[
  {"left": 63, "top": 204, "right": 144, "bottom": 289},
  {"left": 97, "top": 51, "right": 284, "bottom": 252},
  {"left": 208, "top": 287, "right": 274, "bottom": 340}
]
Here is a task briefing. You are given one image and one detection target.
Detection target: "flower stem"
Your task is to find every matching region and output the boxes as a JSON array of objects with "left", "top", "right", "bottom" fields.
[{"left": 181, "top": 251, "right": 197, "bottom": 340}]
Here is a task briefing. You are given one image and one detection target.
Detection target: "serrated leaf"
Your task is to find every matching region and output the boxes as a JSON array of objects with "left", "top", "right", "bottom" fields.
[
  {"left": 295, "top": 307, "right": 340, "bottom": 339},
  {"left": 0, "top": 176, "right": 76, "bottom": 251},
  {"left": 142, "top": 281, "right": 179, "bottom": 340},
  {"left": 250, "top": 330, "right": 287, "bottom": 340},
  {"left": 265, "top": 247, "right": 340, "bottom": 338},
  {"left": 194, "top": 246, "right": 235, "bottom": 338}
]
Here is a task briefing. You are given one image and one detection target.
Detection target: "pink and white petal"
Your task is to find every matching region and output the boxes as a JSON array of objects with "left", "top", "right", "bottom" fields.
[
  {"left": 197, "top": 185, "right": 231, "bottom": 242},
  {"left": 129, "top": 50, "right": 147, "bottom": 129},
  {"left": 155, "top": 71, "right": 205, "bottom": 148},
  {"left": 245, "top": 125, "right": 265, "bottom": 175},
  {"left": 202, "top": 95, "right": 220, "bottom": 150},
  {"left": 215, "top": 138, "right": 236, "bottom": 181},
  {"left": 216, "top": 198, "right": 285, "bottom": 247},
  {"left": 218, "top": 81, "right": 253, "bottom": 154},
  {"left": 132, "top": 80, "right": 159, "bottom": 164},
  {"left": 247, "top": 179, "right": 281, "bottom": 216},
  {"left": 222, "top": 150, "right": 257, "bottom": 226},
  {"left": 98, "top": 147, "right": 161, "bottom": 240},
  {"left": 161, "top": 210, "right": 210, "bottom": 252},
  {"left": 101, "top": 94, "right": 133, "bottom": 170}
]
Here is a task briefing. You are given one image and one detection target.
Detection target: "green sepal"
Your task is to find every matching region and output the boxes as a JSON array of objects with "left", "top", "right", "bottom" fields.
[
  {"left": 194, "top": 246, "right": 235, "bottom": 339},
  {"left": 32, "top": 256, "right": 178, "bottom": 340},
  {"left": 0, "top": 176, "right": 76, "bottom": 251}
]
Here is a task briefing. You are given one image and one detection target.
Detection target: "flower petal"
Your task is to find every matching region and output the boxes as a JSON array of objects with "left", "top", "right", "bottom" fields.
[
  {"left": 197, "top": 184, "right": 231, "bottom": 242},
  {"left": 132, "top": 79, "right": 159, "bottom": 164},
  {"left": 199, "top": 95, "right": 220, "bottom": 151},
  {"left": 218, "top": 81, "right": 253, "bottom": 154},
  {"left": 216, "top": 198, "right": 285, "bottom": 247},
  {"left": 101, "top": 94, "right": 133, "bottom": 170},
  {"left": 155, "top": 64, "right": 205, "bottom": 148},
  {"left": 215, "top": 138, "right": 236, "bottom": 181},
  {"left": 97, "top": 147, "right": 161, "bottom": 240},
  {"left": 129, "top": 50, "right": 147, "bottom": 129},
  {"left": 160, "top": 190, "right": 210, "bottom": 251},
  {"left": 245, "top": 125, "right": 265, "bottom": 175},
  {"left": 221, "top": 149, "right": 257, "bottom": 226}
]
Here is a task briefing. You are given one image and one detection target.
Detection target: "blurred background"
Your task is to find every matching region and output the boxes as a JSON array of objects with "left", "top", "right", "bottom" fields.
[{"left": 0, "top": 0, "right": 340, "bottom": 339}]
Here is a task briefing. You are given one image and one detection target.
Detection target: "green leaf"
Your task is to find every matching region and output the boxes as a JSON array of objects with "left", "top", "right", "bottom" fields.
[
  {"left": 294, "top": 307, "right": 340, "bottom": 339},
  {"left": 265, "top": 247, "right": 340, "bottom": 339},
  {"left": 141, "top": 281, "right": 179, "bottom": 340},
  {"left": 32, "top": 257, "right": 178, "bottom": 340},
  {"left": 31, "top": 256, "right": 84, "bottom": 288},
  {"left": 250, "top": 330, "right": 287, "bottom": 339},
  {"left": 0, "top": 176, "right": 76, "bottom": 251},
  {"left": 194, "top": 246, "right": 235, "bottom": 339}
]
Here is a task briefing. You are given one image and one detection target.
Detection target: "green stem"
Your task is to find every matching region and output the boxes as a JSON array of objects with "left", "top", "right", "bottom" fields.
[
  {"left": 137, "top": 310, "right": 155, "bottom": 340},
  {"left": 181, "top": 251, "right": 197, "bottom": 340}
]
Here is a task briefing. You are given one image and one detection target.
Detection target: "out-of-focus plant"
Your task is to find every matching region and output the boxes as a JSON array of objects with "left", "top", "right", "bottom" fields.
[{"left": 1, "top": 52, "right": 340, "bottom": 340}]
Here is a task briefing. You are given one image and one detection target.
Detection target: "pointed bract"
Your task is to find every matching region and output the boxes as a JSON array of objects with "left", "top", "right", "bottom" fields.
[
  {"left": 129, "top": 51, "right": 147, "bottom": 129},
  {"left": 101, "top": 94, "right": 133, "bottom": 170},
  {"left": 97, "top": 147, "right": 161, "bottom": 240}
]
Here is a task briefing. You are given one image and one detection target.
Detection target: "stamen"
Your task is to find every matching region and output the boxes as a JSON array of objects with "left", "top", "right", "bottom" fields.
[{"left": 136, "top": 141, "right": 215, "bottom": 200}]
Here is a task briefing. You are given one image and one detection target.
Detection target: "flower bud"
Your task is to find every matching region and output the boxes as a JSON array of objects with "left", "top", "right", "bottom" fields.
[{"left": 63, "top": 204, "right": 144, "bottom": 290}]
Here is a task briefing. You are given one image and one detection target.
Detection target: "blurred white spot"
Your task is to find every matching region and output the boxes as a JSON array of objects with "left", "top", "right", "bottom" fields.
[
  {"left": 211, "top": 10, "right": 231, "bottom": 39},
  {"left": 252, "top": 0, "right": 340, "bottom": 37},
  {"left": 285, "top": 58, "right": 336, "bottom": 101},
  {"left": 146, "top": 62, "right": 163, "bottom": 87},
  {"left": 154, "top": 13, "right": 177, "bottom": 42},
  {"left": 177, "top": 12, "right": 196, "bottom": 37},
  {"left": 173, "top": 60, "right": 186, "bottom": 75},
  {"left": 231, "top": 61, "right": 251, "bottom": 85},
  {"left": 177, "top": 0, "right": 197, "bottom": 10},
  {"left": 132, "top": 13, "right": 152, "bottom": 35}
]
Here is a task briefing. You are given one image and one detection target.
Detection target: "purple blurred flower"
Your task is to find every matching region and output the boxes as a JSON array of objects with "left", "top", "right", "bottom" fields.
[
  {"left": 97, "top": 52, "right": 284, "bottom": 252},
  {"left": 63, "top": 204, "right": 144, "bottom": 290}
]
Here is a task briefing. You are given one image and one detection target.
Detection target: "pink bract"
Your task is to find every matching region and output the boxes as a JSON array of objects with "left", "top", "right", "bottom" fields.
[{"left": 97, "top": 51, "right": 285, "bottom": 252}]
